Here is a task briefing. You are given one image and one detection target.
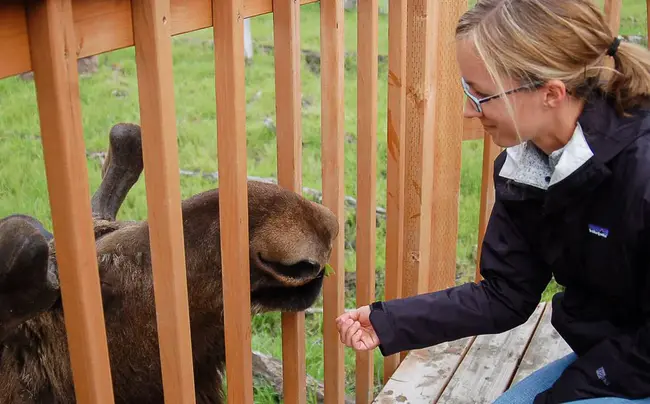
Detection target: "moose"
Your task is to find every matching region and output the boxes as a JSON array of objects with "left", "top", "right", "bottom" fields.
[{"left": 0, "top": 123, "right": 339, "bottom": 403}]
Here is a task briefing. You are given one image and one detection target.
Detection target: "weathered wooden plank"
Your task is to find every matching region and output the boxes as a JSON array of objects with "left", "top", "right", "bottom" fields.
[
  {"left": 437, "top": 303, "right": 546, "bottom": 403},
  {"left": 272, "top": 0, "right": 306, "bottom": 402},
  {"left": 510, "top": 303, "right": 573, "bottom": 386},
  {"left": 25, "top": 1, "right": 115, "bottom": 402},
  {"left": 0, "top": 0, "right": 319, "bottom": 80},
  {"left": 320, "top": 0, "right": 346, "bottom": 402},
  {"left": 373, "top": 337, "right": 475, "bottom": 404}
]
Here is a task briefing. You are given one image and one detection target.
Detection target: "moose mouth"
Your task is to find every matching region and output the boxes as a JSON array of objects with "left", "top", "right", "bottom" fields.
[{"left": 250, "top": 254, "right": 326, "bottom": 312}]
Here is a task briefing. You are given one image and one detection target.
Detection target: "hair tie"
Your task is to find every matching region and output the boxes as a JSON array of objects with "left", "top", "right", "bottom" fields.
[{"left": 607, "top": 35, "right": 622, "bottom": 56}]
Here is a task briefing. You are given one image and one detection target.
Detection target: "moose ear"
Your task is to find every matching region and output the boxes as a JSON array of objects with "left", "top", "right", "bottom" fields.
[
  {"left": 0, "top": 215, "right": 58, "bottom": 341},
  {"left": 91, "top": 123, "right": 144, "bottom": 221}
]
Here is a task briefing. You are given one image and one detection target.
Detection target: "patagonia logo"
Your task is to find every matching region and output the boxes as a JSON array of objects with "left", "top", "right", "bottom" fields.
[
  {"left": 596, "top": 366, "right": 611, "bottom": 386},
  {"left": 588, "top": 224, "right": 609, "bottom": 238}
]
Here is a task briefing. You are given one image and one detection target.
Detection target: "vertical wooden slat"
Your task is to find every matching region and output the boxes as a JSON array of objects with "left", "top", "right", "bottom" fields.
[
  {"left": 212, "top": 0, "right": 255, "bottom": 402},
  {"left": 604, "top": 0, "right": 622, "bottom": 34},
  {"left": 647, "top": 0, "right": 650, "bottom": 50},
  {"left": 25, "top": 1, "right": 115, "bottom": 403},
  {"left": 356, "top": 0, "right": 378, "bottom": 402},
  {"left": 399, "top": 0, "right": 438, "bottom": 362},
  {"left": 131, "top": 1, "right": 196, "bottom": 402},
  {"left": 428, "top": 0, "right": 465, "bottom": 293},
  {"left": 321, "top": 0, "right": 346, "bottom": 403},
  {"left": 272, "top": 1, "right": 306, "bottom": 403},
  {"left": 401, "top": 0, "right": 437, "bottom": 299},
  {"left": 383, "top": 0, "right": 407, "bottom": 382},
  {"left": 474, "top": 133, "right": 500, "bottom": 282}
]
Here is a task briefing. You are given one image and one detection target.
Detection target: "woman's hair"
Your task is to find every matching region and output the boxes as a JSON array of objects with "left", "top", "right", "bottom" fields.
[{"left": 456, "top": 0, "right": 650, "bottom": 115}]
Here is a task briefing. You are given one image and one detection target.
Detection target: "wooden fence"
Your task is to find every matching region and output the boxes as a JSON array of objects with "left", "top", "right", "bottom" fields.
[{"left": 0, "top": 0, "right": 627, "bottom": 403}]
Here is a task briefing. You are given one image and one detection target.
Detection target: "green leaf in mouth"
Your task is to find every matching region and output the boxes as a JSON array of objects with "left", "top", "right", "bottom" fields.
[{"left": 324, "top": 263, "right": 335, "bottom": 277}]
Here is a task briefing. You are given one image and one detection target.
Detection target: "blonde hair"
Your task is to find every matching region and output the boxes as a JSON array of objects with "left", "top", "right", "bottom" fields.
[{"left": 456, "top": 0, "right": 650, "bottom": 116}]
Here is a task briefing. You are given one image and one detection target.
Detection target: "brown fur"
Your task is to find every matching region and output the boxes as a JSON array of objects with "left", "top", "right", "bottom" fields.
[{"left": 0, "top": 123, "right": 339, "bottom": 403}]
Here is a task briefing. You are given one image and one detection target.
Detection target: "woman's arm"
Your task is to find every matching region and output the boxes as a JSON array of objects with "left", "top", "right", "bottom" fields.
[{"left": 369, "top": 196, "right": 553, "bottom": 356}]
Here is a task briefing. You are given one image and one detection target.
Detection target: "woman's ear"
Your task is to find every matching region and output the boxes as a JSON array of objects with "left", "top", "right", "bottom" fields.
[{"left": 542, "top": 79, "right": 568, "bottom": 108}]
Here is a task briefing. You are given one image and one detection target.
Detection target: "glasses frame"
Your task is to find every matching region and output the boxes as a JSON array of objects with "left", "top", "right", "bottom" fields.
[{"left": 461, "top": 77, "right": 544, "bottom": 113}]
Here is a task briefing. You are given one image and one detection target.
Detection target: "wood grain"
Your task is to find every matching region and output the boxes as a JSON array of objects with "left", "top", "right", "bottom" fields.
[
  {"left": 428, "top": 0, "right": 466, "bottom": 293},
  {"left": 212, "top": 0, "right": 254, "bottom": 402},
  {"left": 373, "top": 337, "right": 475, "bottom": 404},
  {"left": 437, "top": 303, "right": 545, "bottom": 403},
  {"left": 320, "top": 0, "right": 346, "bottom": 403},
  {"left": 25, "top": 0, "right": 115, "bottom": 402},
  {"left": 272, "top": 0, "right": 306, "bottom": 402},
  {"left": 131, "top": 1, "right": 196, "bottom": 402},
  {"left": 510, "top": 304, "right": 572, "bottom": 386},
  {"left": 382, "top": 0, "right": 408, "bottom": 383},
  {"left": 356, "top": 0, "right": 379, "bottom": 402},
  {"left": 400, "top": 0, "right": 438, "bottom": 305},
  {"left": 0, "top": 0, "right": 318, "bottom": 79}
]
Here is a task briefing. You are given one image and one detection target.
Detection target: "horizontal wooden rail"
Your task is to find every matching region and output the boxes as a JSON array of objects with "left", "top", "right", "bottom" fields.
[{"left": 0, "top": 0, "right": 318, "bottom": 80}]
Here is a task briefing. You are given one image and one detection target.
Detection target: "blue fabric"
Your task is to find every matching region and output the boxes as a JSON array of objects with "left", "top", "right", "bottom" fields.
[{"left": 493, "top": 353, "right": 650, "bottom": 403}]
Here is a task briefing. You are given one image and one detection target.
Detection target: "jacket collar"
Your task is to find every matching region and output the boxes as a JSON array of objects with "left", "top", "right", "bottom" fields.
[{"left": 496, "top": 92, "right": 650, "bottom": 214}]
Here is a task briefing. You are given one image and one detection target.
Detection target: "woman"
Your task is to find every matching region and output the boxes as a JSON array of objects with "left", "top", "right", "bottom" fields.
[{"left": 336, "top": 1, "right": 650, "bottom": 403}]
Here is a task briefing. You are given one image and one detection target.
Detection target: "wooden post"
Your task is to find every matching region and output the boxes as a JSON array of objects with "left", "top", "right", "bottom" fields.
[
  {"left": 356, "top": 0, "right": 379, "bottom": 402},
  {"left": 428, "top": 0, "right": 466, "bottom": 293},
  {"left": 213, "top": 0, "right": 254, "bottom": 402},
  {"left": 131, "top": 0, "right": 197, "bottom": 402},
  {"left": 273, "top": 0, "right": 306, "bottom": 402},
  {"left": 321, "top": 0, "right": 346, "bottom": 402},
  {"left": 25, "top": 0, "right": 115, "bottom": 402},
  {"left": 383, "top": 0, "right": 407, "bottom": 382},
  {"left": 474, "top": 133, "right": 500, "bottom": 282}
]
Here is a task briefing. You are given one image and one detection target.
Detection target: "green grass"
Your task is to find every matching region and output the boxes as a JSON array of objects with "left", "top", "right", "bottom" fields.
[{"left": 0, "top": 1, "right": 647, "bottom": 402}]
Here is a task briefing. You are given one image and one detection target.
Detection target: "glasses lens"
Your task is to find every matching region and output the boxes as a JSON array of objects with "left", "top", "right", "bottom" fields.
[{"left": 461, "top": 78, "right": 481, "bottom": 113}]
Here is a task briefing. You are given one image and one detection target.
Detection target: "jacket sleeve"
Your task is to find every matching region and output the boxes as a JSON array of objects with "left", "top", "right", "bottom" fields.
[{"left": 369, "top": 195, "right": 553, "bottom": 357}]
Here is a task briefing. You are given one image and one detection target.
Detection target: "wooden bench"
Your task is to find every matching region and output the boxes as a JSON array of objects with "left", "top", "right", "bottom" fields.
[{"left": 374, "top": 302, "right": 572, "bottom": 403}]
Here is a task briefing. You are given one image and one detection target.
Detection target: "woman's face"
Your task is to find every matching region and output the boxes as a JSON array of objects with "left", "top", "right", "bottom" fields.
[{"left": 455, "top": 39, "right": 551, "bottom": 148}]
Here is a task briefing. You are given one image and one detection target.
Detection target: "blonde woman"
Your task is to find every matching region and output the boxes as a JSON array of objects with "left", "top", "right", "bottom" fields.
[{"left": 337, "top": 1, "right": 650, "bottom": 402}]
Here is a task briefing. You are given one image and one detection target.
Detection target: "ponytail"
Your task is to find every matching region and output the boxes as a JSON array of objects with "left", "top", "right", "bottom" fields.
[{"left": 606, "top": 38, "right": 650, "bottom": 112}]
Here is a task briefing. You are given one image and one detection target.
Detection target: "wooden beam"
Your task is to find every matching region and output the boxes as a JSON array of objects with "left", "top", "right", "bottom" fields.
[
  {"left": 131, "top": 0, "right": 196, "bottom": 402},
  {"left": 25, "top": 0, "right": 114, "bottom": 402},
  {"left": 401, "top": 0, "right": 437, "bottom": 299},
  {"left": 273, "top": 0, "right": 306, "bottom": 402},
  {"left": 0, "top": 0, "right": 319, "bottom": 79},
  {"left": 320, "top": 0, "right": 346, "bottom": 402},
  {"left": 355, "top": 0, "right": 379, "bottom": 402},
  {"left": 474, "top": 133, "right": 501, "bottom": 282},
  {"left": 383, "top": 0, "right": 408, "bottom": 383},
  {"left": 428, "top": 0, "right": 466, "bottom": 293},
  {"left": 212, "top": 0, "right": 254, "bottom": 402}
]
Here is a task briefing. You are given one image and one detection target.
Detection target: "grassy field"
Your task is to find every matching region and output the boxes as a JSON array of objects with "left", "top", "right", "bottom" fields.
[{"left": 0, "top": 1, "right": 647, "bottom": 401}]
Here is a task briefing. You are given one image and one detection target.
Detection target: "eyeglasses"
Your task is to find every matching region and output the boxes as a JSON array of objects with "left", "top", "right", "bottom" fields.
[{"left": 461, "top": 77, "right": 543, "bottom": 113}]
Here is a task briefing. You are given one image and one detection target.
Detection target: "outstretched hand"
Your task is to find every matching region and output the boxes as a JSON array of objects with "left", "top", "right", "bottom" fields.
[{"left": 335, "top": 305, "right": 380, "bottom": 351}]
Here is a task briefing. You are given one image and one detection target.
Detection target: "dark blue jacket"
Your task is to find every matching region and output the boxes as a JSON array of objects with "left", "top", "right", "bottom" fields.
[{"left": 369, "top": 93, "right": 650, "bottom": 402}]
